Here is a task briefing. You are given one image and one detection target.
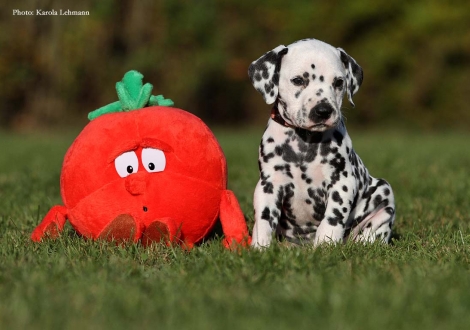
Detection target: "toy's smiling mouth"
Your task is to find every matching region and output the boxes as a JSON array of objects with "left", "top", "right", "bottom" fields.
[{"left": 143, "top": 206, "right": 148, "bottom": 212}]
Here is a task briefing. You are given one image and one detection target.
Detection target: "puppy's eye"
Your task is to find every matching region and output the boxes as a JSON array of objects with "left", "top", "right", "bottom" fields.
[
  {"left": 291, "top": 77, "right": 304, "bottom": 86},
  {"left": 334, "top": 78, "right": 344, "bottom": 89}
]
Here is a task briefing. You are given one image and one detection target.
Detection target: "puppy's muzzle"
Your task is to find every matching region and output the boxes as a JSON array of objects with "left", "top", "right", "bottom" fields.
[{"left": 309, "top": 103, "right": 334, "bottom": 122}]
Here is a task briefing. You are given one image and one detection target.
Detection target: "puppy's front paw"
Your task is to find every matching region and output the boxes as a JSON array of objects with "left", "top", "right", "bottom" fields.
[
  {"left": 313, "top": 232, "right": 342, "bottom": 247},
  {"left": 313, "top": 235, "right": 330, "bottom": 247},
  {"left": 250, "top": 236, "right": 272, "bottom": 249},
  {"left": 251, "top": 217, "right": 274, "bottom": 249}
]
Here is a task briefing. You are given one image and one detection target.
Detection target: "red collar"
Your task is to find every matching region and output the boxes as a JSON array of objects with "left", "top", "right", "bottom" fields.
[{"left": 270, "top": 107, "right": 294, "bottom": 128}]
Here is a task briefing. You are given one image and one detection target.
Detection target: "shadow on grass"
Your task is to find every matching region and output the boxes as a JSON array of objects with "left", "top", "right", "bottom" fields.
[{"left": 389, "top": 230, "right": 402, "bottom": 245}]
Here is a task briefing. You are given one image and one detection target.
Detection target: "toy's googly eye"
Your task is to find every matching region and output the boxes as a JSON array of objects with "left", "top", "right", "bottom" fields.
[
  {"left": 115, "top": 151, "right": 139, "bottom": 178},
  {"left": 142, "top": 148, "right": 165, "bottom": 173}
]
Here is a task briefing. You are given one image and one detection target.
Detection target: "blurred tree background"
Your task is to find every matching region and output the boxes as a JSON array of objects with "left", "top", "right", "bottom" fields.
[{"left": 1, "top": 0, "right": 469, "bottom": 131}]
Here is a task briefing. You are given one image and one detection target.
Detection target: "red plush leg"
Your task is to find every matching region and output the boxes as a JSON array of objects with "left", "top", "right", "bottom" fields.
[
  {"left": 98, "top": 214, "right": 138, "bottom": 243},
  {"left": 219, "top": 190, "right": 251, "bottom": 249},
  {"left": 141, "top": 217, "right": 179, "bottom": 247},
  {"left": 31, "top": 205, "right": 68, "bottom": 242}
]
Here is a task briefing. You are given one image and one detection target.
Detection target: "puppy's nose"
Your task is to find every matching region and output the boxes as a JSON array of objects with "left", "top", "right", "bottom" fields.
[{"left": 310, "top": 103, "right": 334, "bottom": 120}]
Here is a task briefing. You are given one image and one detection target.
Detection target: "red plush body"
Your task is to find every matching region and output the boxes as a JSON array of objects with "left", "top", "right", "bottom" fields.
[{"left": 31, "top": 107, "right": 250, "bottom": 249}]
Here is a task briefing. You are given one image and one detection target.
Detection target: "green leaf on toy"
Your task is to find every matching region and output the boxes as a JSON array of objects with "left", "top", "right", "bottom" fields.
[{"left": 88, "top": 70, "right": 174, "bottom": 120}]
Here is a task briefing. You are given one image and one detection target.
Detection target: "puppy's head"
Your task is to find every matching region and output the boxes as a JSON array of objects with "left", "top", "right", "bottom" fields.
[{"left": 249, "top": 39, "right": 363, "bottom": 131}]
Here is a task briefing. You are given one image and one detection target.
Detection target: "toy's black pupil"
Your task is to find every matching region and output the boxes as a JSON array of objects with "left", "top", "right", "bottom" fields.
[
  {"left": 127, "top": 165, "right": 133, "bottom": 173},
  {"left": 148, "top": 163, "right": 155, "bottom": 170}
]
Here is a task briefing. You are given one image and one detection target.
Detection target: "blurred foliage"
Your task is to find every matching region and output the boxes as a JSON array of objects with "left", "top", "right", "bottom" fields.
[{"left": 0, "top": 0, "right": 469, "bottom": 130}]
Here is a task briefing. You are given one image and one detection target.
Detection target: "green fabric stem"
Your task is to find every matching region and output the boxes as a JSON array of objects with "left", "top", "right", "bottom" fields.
[
  {"left": 88, "top": 101, "right": 122, "bottom": 121},
  {"left": 149, "top": 95, "right": 174, "bottom": 107},
  {"left": 88, "top": 70, "right": 174, "bottom": 120}
]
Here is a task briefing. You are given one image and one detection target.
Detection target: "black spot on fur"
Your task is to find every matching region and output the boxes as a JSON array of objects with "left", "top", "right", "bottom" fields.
[
  {"left": 374, "top": 196, "right": 388, "bottom": 209},
  {"left": 260, "top": 171, "right": 274, "bottom": 194},
  {"left": 328, "top": 208, "right": 344, "bottom": 226},
  {"left": 332, "top": 191, "right": 343, "bottom": 205},
  {"left": 272, "top": 209, "right": 280, "bottom": 219},
  {"left": 248, "top": 47, "right": 288, "bottom": 86},
  {"left": 340, "top": 51, "right": 349, "bottom": 70},
  {"left": 263, "top": 182, "right": 273, "bottom": 194},
  {"left": 329, "top": 155, "right": 346, "bottom": 186},
  {"left": 283, "top": 183, "right": 296, "bottom": 220},
  {"left": 264, "top": 82, "right": 273, "bottom": 93},
  {"left": 280, "top": 143, "right": 300, "bottom": 163},
  {"left": 292, "top": 224, "right": 314, "bottom": 236},
  {"left": 308, "top": 187, "right": 326, "bottom": 221},
  {"left": 263, "top": 153, "right": 274, "bottom": 163},
  {"left": 320, "top": 140, "right": 332, "bottom": 157},
  {"left": 297, "top": 130, "right": 323, "bottom": 144},
  {"left": 362, "top": 185, "right": 378, "bottom": 199},
  {"left": 267, "top": 137, "right": 274, "bottom": 143},
  {"left": 274, "top": 164, "right": 293, "bottom": 179},
  {"left": 320, "top": 75, "right": 324, "bottom": 82},
  {"left": 333, "top": 130, "right": 344, "bottom": 146},
  {"left": 350, "top": 59, "right": 363, "bottom": 86},
  {"left": 297, "top": 138, "right": 309, "bottom": 152},
  {"left": 350, "top": 190, "right": 359, "bottom": 211},
  {"left": 311, "top": 64, "right": 315, "bottom": 69},
  {"left": 259, "top": 142, "right": 269, "bottom": 163},
  {"left": 261, "top": 207, "right": 270, "bottom": 221}
]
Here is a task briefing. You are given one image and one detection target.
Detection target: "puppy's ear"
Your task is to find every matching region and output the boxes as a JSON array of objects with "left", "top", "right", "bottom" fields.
[
  {"left": 248, "top": 45, "right": 288, "bottom": 104},
  {"left": 337, "top": 48, "right": 363, "bottom": 107}
]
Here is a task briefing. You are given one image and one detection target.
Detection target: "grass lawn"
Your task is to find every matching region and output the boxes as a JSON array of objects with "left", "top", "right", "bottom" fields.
[{"left": 0, "top": 127, "right": 469, "bottom": 329}]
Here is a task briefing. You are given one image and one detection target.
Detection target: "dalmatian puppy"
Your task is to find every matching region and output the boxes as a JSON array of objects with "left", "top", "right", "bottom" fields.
[{"left": 248, "top": 38, "right": 395, "bottom": 247}]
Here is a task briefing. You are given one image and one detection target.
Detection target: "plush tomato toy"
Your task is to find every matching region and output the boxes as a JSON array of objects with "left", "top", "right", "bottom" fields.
[{"left": 31, "top": 70, "right": 251, "bottom": 249}]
